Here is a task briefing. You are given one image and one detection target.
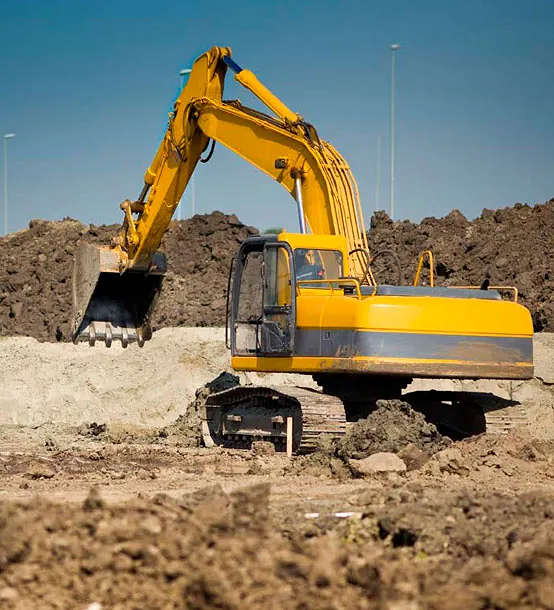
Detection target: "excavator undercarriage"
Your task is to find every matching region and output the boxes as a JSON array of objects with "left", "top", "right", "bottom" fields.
[{"left": 201, "top": 377, "right": 529, "bottom": 453}]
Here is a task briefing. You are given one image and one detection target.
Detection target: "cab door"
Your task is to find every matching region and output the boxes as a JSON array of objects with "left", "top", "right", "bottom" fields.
[{"left": 261, "top": 242, "right": 296, "bottom": 355}]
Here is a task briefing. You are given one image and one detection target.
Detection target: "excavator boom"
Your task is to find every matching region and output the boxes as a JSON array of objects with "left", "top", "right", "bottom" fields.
[{"left": 72, "top": 46, "right": 370, "bottom": 346}]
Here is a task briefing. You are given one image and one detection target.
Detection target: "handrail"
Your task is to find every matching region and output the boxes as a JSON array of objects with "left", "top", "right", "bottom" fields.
[
  {"left": 413, "top": 250, "right": 435, "bottom": 287},
  {"left": 450, "top": 285, "right": 519, "bottom": 303},
  {"left": 296, "top": 278, "right": 362, "bottom": 299}
]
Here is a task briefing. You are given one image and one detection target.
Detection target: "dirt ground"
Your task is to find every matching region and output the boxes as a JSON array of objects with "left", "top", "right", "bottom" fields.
[
  {"left": 1, "top": 329, "right": 554, "bottom": 608},
  {"left": 3, "top": 196, "right": 554, "bottom": 608}
]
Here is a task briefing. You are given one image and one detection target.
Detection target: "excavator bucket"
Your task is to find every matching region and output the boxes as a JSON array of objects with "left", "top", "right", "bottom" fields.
[{"left": 71, "top": 242, "right": 166, "bottom": 347}]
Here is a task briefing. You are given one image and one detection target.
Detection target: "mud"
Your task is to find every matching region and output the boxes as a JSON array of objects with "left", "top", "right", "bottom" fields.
[{"left": 0, "top": 212, "right": 257, "bottom": 342}]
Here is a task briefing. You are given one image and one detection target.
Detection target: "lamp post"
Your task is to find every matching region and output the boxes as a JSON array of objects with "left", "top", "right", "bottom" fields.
[
  {"left": 3, "top": 133, "right": 16, "bottom": 236},
  {"left": 375, "top": 134, "right": 381, "bottom": 212},
  {"left": 177, "top": 68, "right": 195, "bottom": 220},
  {"left": 389, "top": 44, "right": 401, "bottom": 220},
  {"left": 179, "top": 68, "right": 192, "bottom": 89}
]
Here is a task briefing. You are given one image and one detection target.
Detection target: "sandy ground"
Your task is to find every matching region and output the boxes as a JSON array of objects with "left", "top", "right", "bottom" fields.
[
  {"left": 1, "top": 328, "right": 554, "bottom": 609},
  {"left": 2, "top": 328, "right": 554, "bottom": 428},
  {"left": 0, "top": 328, "right": 310, "bottom": 427}
]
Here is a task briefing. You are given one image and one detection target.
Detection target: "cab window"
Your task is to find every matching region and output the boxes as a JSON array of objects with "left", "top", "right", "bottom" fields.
[{"left": 293, "top": 249, "right": 343, "bottom": 281}]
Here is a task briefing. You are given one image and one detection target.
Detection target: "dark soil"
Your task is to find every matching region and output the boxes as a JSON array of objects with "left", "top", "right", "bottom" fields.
[
  {"left": 287, "top": 400, "right": 450, "bottom": 478},
  {"left": 368, "top": 199, "right": 554, "bottom": 331},
  {"left": 337, "top": 399, "right": 451, "bottom": 460},
  {"left": 2, "top": 483, "right": 554, "bottom": 609},
  {"left": 0, "top": 213, "right": 257, "bottom": 342},
  {"left": 2, "top": 196, "right": 554, "bottom": 342}
]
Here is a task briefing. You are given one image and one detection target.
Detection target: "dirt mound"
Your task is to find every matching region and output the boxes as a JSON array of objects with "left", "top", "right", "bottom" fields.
[
  {"left": 3, "top": 197, "right": 554, "bottom": 341},
  {"left": 423, "top": 430, "right": 554, "bottom": 482},
  {"left": 2, "top": 483, "right": 554, "bottom": 609},
  {"left": 161, "top": 372, "right": 240, "bottom": 447},
  {"left": 287, "top": 400, "right": 449, "bottom": 479},
  {"left": 0, "top": 213, "right": 257, "bottom": 342},
  {"left": 337, "top": 399, "right": 450, "bottom": 461},
  {"left": 368, "top": 198, "right": 554, "bottom": 331}
]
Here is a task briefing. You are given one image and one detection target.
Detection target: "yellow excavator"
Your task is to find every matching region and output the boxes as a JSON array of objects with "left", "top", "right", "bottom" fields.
[{"left": 72, "top": 46, "right": 534, "bottom": 450}]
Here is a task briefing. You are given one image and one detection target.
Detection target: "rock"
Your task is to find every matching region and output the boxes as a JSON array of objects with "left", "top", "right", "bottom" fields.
[
  {"left": 349, "top": 452, "right": 407, "bottom": 476},
  {"left": 25, "top": 459, "right": 55, "bottom": 479},
  {"left": 0, "top": 587, "right": 19, "bottom": 602},
  {"left": 398, "top": 443, "right": 430, "bottom": 471},
  {"left": 251, "top": 441, "right": 276, "bottom": 457},
  {"left": 9, "top": 302, "right": 23, "bottom": 318},
  {"left": 435, "top": 447, "right": 470, "bottom": 476}
]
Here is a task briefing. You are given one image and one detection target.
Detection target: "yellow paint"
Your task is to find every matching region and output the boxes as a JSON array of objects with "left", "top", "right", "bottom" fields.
[
  {"left": 87, "top": 44, "right": 535, "bottom": 384},
  {"left": 231, "top": 354, "right": 533, "bottom": 375},
  {"left": 294, "top": 293, "right": 532, "bottom": 337}
]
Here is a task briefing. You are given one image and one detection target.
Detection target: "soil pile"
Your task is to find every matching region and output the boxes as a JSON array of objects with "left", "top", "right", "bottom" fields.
[
  {"left": 368, "top": 198, "right": 554, "bottom": 331},
  {"left": 161, "top": 372, "right": 240, "bottom": 447},
  {"left": 155, "top": 213, "right": 257, "bottom": 329},
  {"left": 3, "top": 196, "right": 554, "bottom": 341},
  {"left": 2, "top": 483, "right": 554, "bottom": 609},
  {"left": 289, "top": 400, "right": 450, "bottom": 478},
  {"left": 0, "top": 213, "right": 257, "bottom": 342},
  {"left": 337, "top": 399, "right": 450, "bottom": 461}
]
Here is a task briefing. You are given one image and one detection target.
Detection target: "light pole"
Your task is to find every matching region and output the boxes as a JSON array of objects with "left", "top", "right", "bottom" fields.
[
  {"left": 3, "top": 133, "right": 16, "bottom": 236},
  {"left": 179, "top": 68, "right": 192, "bottom": 89},
  {"left": 389, "top": 44, "right": 401, "bottom": 220},
  {"left": 375, "top": 134, "right": 381, "bottom": 212},
  {"left": 177, "top": 68, "right": 195, "bottom": 220}
]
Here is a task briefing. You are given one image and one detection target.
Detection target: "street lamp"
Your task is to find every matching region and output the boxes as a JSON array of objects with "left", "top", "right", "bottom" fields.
[
  {"left": 3, "top": 133, "right": 16, "bottom": 236},
  {"left": 177, "top": 68, "right": 195, "bottom": 220},
  {"left": 375, "top": 134, "right": 382, "bottom": 212},
  {"left": 389, "top": 44, "right": 401, "bottom": 220},
  {"left": 179, "top": 68, "right": 192, "bottom": 89}
]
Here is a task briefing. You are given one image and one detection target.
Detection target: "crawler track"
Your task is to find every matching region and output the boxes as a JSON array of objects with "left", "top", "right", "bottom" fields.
[{"left": 202, "top": 385, "right": 529, "bottom": 452}]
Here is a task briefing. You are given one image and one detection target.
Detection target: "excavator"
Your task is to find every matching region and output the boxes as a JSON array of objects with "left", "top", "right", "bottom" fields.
[{"left": 72, "top": 46, "right": 534, "bottom": 451}]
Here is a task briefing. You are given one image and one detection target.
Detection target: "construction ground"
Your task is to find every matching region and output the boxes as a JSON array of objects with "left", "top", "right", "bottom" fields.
[{"left": 2, "top": 201, "right": 554, "bottom": 609}]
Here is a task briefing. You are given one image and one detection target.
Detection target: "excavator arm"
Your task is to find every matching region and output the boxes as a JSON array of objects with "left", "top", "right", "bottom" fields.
[
  {"left": 72, "top": 45, "right": 371, "bottom": 346},
  {"left": 119, "top": 48, "right": 368, "bottom": 269}
]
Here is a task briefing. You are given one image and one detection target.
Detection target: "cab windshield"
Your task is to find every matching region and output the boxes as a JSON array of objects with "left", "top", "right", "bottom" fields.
[{"left": 293, "top": 249, "right": 343, "bottom": 281}]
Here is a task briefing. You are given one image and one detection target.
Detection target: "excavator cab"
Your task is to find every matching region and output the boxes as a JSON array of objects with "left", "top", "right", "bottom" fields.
[{"left": 230, "top": 233, "right": 349, "bottom": 358}]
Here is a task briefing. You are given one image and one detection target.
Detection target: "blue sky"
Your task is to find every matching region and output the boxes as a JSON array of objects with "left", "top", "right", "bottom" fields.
[{"left": 1, "top": 0, "right": 553, "bottom": 234}]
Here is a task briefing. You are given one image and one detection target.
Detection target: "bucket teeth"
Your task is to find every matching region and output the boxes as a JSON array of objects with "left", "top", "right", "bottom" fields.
[
  {"left": 73, "top": 322, "right": 144, "bottom": 348},
  {"left": 88, "top": 323, "right": 96, "bottom": 347}
]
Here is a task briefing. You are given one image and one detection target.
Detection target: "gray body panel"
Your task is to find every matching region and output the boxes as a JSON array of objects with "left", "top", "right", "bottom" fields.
[{"left": 294, "top": 328, "right": 533, "bottom": 363}]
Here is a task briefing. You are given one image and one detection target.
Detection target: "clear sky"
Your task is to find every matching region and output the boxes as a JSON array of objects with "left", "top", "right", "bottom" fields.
[{"left": 1, "top": 0, "right": 553, "bottom": 234}]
